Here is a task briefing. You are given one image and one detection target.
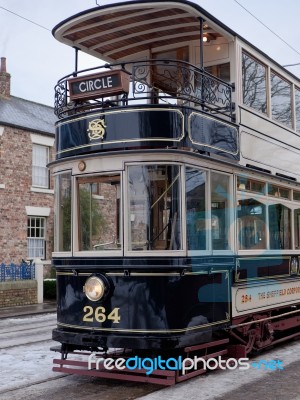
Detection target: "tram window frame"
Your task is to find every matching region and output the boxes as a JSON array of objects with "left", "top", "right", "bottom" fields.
[
  {"left": 237, "top": 176, "right": 266, "bottom": 194},
  {"left": 293, "top": 190, "right": 300, "bottom": 202},
  {"left": 186, "top": 166, "right": 209, "bottom": 254},
  {"left": 268, "top": 203, "right": 292, "bottom": 250},
  {"left": 210, "top": 171, "right": 233, "bottom": 252},
  {"left": 270, "top": 71, "right": 293, "bottom": 129},
  {"left": 53, "top": 171, "right": 72, "bottom": 254},
  {"left": 236, "top": 177, "right": 297, "bottom": 253},
  {"left": 75, "top": 173, "right": 123, "bottom": 255},
  {"left": 295, "top": 86, "right": 300, "bottom": 133},
  {"left": 242, "top": 51, "right": 267, "bottom": 115},
  {"left": 186, "top": 167, "right": 234, "bottom": 256},
  {"left": 294, "top": 208, "right": 300, "bottom": 249},
  {"left": 267, "top": 183, "right": 291, "bottom": 200}
]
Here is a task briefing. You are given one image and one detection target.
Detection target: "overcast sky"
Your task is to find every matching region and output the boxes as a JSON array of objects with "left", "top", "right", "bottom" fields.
[{"left": 1, "top": 0, "right": 300, "bottom": 107}]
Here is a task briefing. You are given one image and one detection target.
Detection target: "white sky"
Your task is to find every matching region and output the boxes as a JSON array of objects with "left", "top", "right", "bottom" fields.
[{"left": 1, "top": 0, "right": 300, "bottom": 106}]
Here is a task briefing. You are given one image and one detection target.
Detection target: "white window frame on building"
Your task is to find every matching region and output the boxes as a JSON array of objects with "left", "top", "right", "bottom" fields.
[
  {"left": 27, "top": 216, "right": 46, "bottom": 259},
  {"left": 30, "top": 134, "right": 55, "bottom": 194},
  {"left": 26, "top": 206, "right": 51, "bottom": 260},
  {"left": 32, "top": 144, "right": 50, "bottom": 188}
]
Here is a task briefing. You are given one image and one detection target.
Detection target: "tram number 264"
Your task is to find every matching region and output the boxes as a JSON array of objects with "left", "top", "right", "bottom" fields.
[{"left": 83, "top": 306, "right": 121, "bottom": 323}]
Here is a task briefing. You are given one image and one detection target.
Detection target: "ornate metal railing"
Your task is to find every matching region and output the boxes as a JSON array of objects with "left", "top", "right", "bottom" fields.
[
  {"left": 54, "top": 59, "right": 234, "bottom": 120},
  {"left": 0, "top": 260, "right": 35, "bottom": 281}
]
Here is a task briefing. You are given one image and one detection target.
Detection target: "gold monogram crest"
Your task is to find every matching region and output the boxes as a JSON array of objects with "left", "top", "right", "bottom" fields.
[{"left": 87, "top": 118, "right": 107, "bottom": 141}]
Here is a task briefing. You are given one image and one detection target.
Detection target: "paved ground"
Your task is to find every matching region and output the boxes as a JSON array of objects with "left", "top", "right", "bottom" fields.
[{"left": 0, "top": 301, "right": 56, "bottom": 319}]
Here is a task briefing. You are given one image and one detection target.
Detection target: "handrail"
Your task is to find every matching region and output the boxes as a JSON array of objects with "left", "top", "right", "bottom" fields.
[{"left": 54, "top": 59, "right": 234, "bottom": 121}]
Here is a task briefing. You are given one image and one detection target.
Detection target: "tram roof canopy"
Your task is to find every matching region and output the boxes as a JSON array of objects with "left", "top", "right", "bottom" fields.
[{"left": 53, "top": 0, "right": 233, "bottom": 62}]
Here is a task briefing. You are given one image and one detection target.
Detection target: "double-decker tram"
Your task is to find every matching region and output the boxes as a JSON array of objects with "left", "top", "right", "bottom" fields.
[{"left": 51, "top": 0, "right": 300, "bottom": 384}]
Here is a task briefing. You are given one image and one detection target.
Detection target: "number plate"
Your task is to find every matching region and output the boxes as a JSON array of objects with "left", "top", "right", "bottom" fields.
[{"left": 83, "top": 306, "right": 121, "bottom": 323}]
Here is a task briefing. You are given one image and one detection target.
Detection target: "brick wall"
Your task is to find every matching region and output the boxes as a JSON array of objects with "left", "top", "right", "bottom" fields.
[
  {"left": 0, "top": 125, "right": 54, "bottom": 263},
  {"left": 0, "top": 280, "right": 37, "bottom": 308}
]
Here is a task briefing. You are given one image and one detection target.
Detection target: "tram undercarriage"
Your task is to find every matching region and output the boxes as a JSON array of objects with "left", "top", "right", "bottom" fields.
[{"left": 52, "top": 303, "right": 300, "bottom": 385}]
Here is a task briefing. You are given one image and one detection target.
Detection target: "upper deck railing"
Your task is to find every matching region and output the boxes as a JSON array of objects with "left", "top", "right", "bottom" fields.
[{"left": 54, "top": 59, "right": 235, "bottom": 121}]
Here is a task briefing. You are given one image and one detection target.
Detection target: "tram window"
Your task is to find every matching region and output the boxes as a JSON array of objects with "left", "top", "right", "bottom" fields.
[
  {"left": 269, "top": 204, "right": 291, "bottom": 249},
  {"left": 54, "top": 173, "right": 72, "bottom": 252},
  {"left": 205, "top": 63, "right": 230, "bottom": 83},
  {"left": 294, "top": 191, "right": 300, "bottom": 202},
  {"left": 237, "top": 176, "right": 265, "bottom": 194},
  {"left": 78, "top": 175, "right": 121, "bottom": 251},
  {"left": 271, "top": 71, "right": 292, "bottom": 129},
  {"left": 268, "top": 184, "right": 290, "bottom": 200},
  {"left": 294, "top": 209, "right": 300, "bottom": 249},
  {"left": 127, "top": 165, "right": 181, "bottom": 251},
  {"left": 237, "top": 199, "right": 266, "bottom": 250},
  {"left": 242, "top": 52, "right": 267, "bottom": 115},
  {"left": 211, "top": 173, "right": 230, "bottom": 250},
  {"left": 186, "top": 167, "right": 207, "bottom": 251},
  {"left": 295, "top": 87, "right": 300, "bottom": 133}
]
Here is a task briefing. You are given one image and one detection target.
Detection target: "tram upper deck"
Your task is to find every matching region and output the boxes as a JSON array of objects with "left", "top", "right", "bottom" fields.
[{"left": 52, "top": 0, "right": 300, "bottom": 181}]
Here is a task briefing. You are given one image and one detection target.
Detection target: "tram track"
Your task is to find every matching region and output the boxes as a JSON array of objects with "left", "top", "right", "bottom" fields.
[
  {"left": 0, "top": 323, "right": 55, "bottom": 336},
  {"left": 0, "top": 312, "right": 56, "bottom": 340},
  {"left": 0, "top": 374, "right": 70, "bottom": 396},
  {"left": 0, "top": 373, "right": 161, "bottom": 400},
  {"left": 0, "top": 337, "right": 55, "bottom": 351}
]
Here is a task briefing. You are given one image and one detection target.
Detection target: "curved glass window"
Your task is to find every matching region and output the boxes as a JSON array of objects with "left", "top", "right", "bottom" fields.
[
  {"left": 237, "top": 198, "right": 266, "bottom": 250},
  {"left": 54, "top": 172, "right": 72, "bottom": 252},
  {"left": 128, "top": 165, "right": 181, "bottom": 251}
]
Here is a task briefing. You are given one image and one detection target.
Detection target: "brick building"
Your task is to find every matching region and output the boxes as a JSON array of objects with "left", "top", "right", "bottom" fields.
[{"left": 0, "top": 57, "right": 56, "bottom": 265}]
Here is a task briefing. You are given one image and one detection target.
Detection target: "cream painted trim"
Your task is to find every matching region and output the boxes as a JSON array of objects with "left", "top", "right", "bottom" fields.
[
  {"left": 25, "top": 206, "right": 51, "bottom": 217},
  {"left": 0, "top": 126, "right": 4, "bottom": 136},
  {"left": 30, "top": 187, "right": 54, "bottom": 195},
  {"left": 30, "top": 133, "right": 54, "bottom": 147}
]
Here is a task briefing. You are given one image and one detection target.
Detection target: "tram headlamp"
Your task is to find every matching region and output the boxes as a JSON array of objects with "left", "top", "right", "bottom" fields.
[{"left": 83, "top": 276, "right": 105, "bottom": 301}]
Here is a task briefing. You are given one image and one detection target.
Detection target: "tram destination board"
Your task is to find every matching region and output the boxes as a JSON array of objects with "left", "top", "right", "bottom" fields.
[{"left": 68, "top": 70, "right": 130, "bottom": 101}]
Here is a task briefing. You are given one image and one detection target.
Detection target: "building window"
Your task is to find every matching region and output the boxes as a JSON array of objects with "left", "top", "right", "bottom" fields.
[
  {"left": 242, "top": 52, "right": 267, "bottom": 115},
  {"left": 27, "top": 217, "right": 46, "bottom": 259},
  {"left": 32, "top": 144, "right": 49, "bottom": 188}
]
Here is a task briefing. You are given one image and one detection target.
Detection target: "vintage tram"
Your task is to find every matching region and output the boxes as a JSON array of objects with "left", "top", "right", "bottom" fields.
[{"left": 51, "top": 0, "right": 300, "bottom": 384}]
